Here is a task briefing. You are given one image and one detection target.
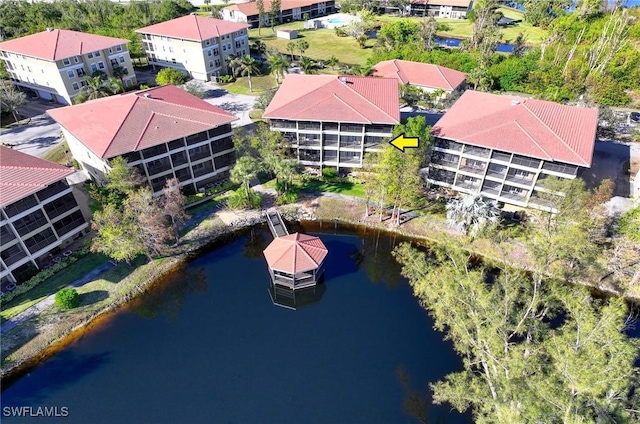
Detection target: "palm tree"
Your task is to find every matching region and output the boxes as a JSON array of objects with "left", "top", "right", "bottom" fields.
[
  {"left": 299, "top": 56, "right": 316, "bottom": 74},
  {"left": 75, "top": 76, "right": 113, "bottom": 103},
  {"left": 1, "top": 84, "right": 26, "bottom": 123},
  {"left": 445, "top": 193, "right": 501, "bottom": 237},
  {"left": 229, "top": 55, "right": 260, "bottom": 92},
  {"left": 230, "top": 156, "right": 258, "bottom": 201},
  {"left": 273, "top": 159, "right": 298, "bottom": 193},
  {"left": 286, "top": 42, "right": 296, "bottom": 61},
  {"left": 267, "top": 53, "right": 288, "bottom": 86},
  {"left": 109, "top": 77, "right": 124, "bottom": 94},
  {"left": 251, "top": 39, "right": 267, "bottom": 57},
  {"left": 296, "top": 39, "right": 309, "bottom": 56},
  {"left": 111, "top": 65, "right": 129, "bottom": 84}
]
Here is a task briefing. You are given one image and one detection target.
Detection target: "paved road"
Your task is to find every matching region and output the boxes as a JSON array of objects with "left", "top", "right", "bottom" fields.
[
  {"left": 0, "top": 99, "right": 65, "bottom": 157},
  {"left": 202, "top": 85, "right": 257, "bottom": 128}
]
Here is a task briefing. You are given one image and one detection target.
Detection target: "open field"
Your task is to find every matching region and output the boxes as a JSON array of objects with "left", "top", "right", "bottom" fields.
[
  {"left": 248, "top": 22, "right": 376, "bottom": 67},
  {"left": 222, "top": 73, "right": 277, "bottom": 95}
]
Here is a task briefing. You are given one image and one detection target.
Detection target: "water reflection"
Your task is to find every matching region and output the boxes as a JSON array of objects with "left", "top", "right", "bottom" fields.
[
  {"left": 131, "top": 267, "right": 208, "bottom": 321},
  {"left": 268, "top": 283, "right": 327, "bottom": 310}
]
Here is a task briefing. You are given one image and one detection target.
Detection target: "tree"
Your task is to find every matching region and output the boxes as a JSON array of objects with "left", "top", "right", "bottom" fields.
[
  {"left": 299, "top": 56, "right": 316, "bottom": 74},
  {"left": 109, "top": 76, "right": 124, "bottom": 94},
  {"left": 269, "top": 0, "right": 281, "bottom": 32},
  {"left": 55, "top": 288, "right": 80, "bottom": 310},
  {"left": 111, "top": 65, "right": 129, "bottom": 84},
  {"left": 230, "top": 156, "right": 258, "bottom": 201},
  {"left": 256, "top": 0, "right": 265, "bottom": 35},
  {"left": 161, "top": 177, "right": 189, "bottom": 244},
  {"left": 1, "top": 84, "right": 26, "bottom": 123},
  {"left": 296, "top": 39, "right": 309, "bottom": 56},
  {"left": 378, "top": 20, "right": 419, "bottom": 51},
  {"left": 267, "top": 53, "right": 288, "bottom": 86},
  {"left": 126, "top": 187, "right": 172, "bottom": 259},
  {"left": 419, "top": 17, "right": 438, "bottom": 51},
  {"left": 229, "top": 55, "right": 260, "bottom": 92},
  {"left": 255, "top": 88, "right": 277, "bottom": 110},
  {"left": 155, "top": 68, "right": 188, "bottom": 86},
  {"left": 286, "top": 41, "right": 296, "bottom": 61},
  {"left": 327, "top": 55, "right": 339, "bottom": 70},
  {"left": 74, "top": 76, "right": 113, "bottom": 103},
  {"left": 618, "top": 205, "right": 640, "bottom": 243},
  {"left": 251, "top": 39, "right": 267, "bottom": 57},
  {"left": 91, "top": 202, "right": 146, "bottom": 264},
  {"left": 522, "top": 0, "right": 571, "bottom": 28},
  {"left": 511, "top": 32, "right": 528, "bottom": 58},
  {"left": 182, "top": 80, "right": 207, "bottom": 98},
  {"left": 468, "top": 0, "right": 501, "bottom": 50},
  {"left": 393, "top": 241, "right": 640, "bottom": 423},
  {"left": 445, "top": 193, "right": 501, "bottom": 237}
]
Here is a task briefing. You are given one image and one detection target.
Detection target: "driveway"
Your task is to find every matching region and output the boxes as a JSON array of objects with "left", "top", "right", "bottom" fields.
[
  {"left": 202, "top": 84, "right": 257, "bottom": 128},
  {"left": 581, "top": 140, "right": 640, "bottom": 197},
  {"left": 0, "top": 99, "right": 66, "bottom": 157}
]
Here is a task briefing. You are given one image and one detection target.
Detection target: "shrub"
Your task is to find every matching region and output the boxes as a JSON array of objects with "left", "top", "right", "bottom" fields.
[
  {"left": 218, "top": 75, "right": 235, "bottom": 83},
  {"left": 322, "top": 167, "right": 337, "bottom": 180},
  {"left": 277, "top": 190, "right": 299, "bottom": 205},
  {"left": 55, "top": 288, "right": 80, "bottom": 310},
  {"left": 227, "top": 188, "right": 262, "bottom": 209},
  {"left": 156, "top": 68, "right": 188, "bottom": 86}
]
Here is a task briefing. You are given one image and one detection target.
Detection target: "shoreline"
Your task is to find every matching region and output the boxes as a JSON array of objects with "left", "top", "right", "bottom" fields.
[{"left": 1, "top": 197, "right": 637, "bottom": 384}]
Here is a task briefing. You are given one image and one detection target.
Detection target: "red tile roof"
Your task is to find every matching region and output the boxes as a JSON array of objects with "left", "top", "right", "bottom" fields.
[
  {"left": 224, "top": 0, "right": 324, "bottom": 17},
  {"left": 136, "top": 15, "right": 250, "bottom": 42},
  {"left": 263, "top": 75, "right": 400, "bottom": 124},
  {"left": 372, "top": 60, "right": 466, "bottom": 91},
  {"left": 47, "top": 85, "right": 237, "bottom": 159},
  {"left": 263, "top": 233, "right": 328, "bottom": 274},
  {"left": 432, "top": 91, "right": 598, "bottom": 167},
  {"left": 0, "top": 146, "right": 74, "bottom": 207},
  {"left": 0, "top": 29, "right": 129, "bottom": 61}
]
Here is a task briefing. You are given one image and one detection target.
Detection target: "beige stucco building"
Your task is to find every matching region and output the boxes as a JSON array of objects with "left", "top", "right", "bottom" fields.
[
  {"left": 0, "top": 29, "right": 136, "bottom": 105},
  {"left": 136, "top": 15, "right": 251, "bottom": 82}
]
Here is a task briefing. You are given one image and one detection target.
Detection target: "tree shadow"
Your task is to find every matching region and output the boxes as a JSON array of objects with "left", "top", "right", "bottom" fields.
[{"left": 79, "top": 290, "right": 109, "bottom": 307}]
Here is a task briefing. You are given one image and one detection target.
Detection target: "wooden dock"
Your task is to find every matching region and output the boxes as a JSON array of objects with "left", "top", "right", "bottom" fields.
[{"left": 266, "top": 208, "right": 288, "bottom": 238}]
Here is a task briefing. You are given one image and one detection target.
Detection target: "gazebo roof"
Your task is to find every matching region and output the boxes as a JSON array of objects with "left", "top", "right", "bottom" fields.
[{"left": 263, "top": 233, "right": 328, "bottom": 274}]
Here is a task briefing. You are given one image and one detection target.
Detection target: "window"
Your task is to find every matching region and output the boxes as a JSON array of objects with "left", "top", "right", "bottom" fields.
[
  {"left": 171, "top": 151, "right": 188, "bottom": 167},
  {"left": 0, "top": 225, "right": 16, "bottom": 243},
  {"left": 91, "top": 63, "right": 98, "bottom": 73},
  {"left": 43, "top": 193, "right": 78, "bottom": 220},
  {"left": 169, "top": 47, "right": 174, "bottom": 53},
  {"left": 223, "top": 45, "right": 227, "bottom": 52},
  {"left": 62, "top": 58, "right": 71, "bottom": 66},
  {"left": 227, "top": 43, "right": 231, "bottom": 51},
  {"left": 174, "top": 167, "right": 192, "bottom": 182},
  {"left": 116, "top": 45, "right": 123, "bottom": 52},
  {"left": 0, "top": 243, "right": 27, "bottom": 267},
  {"left": 209, "top": 61, "right": 214, "bottom": 68},
  {"left": 88, "top": 52, "right": 94, "bottom": 59},
  {"left": 213, "top": 48, "right": 219, "bottom": 55},
  {"left": 189, "top": 145, "right": 212, "bottom": 162},
  {"left": 95, "top": 51, "right": 100, "bottom": 57},
  {"left": 214, "top": 59, "right": 221, "bottom": 67},
  {"left": 171, "top": 58, "right": 176, "bottom": 64},
  {"left": 191, "top": 160, "right": 214, "bottom": 177},
  {"left": 12, "top": 210, "right": 48, "bottom": 237},
  {"left": 98, "top": 62, "right": 105, "bottom": 70},
  {"left": 110, "top": 58, "right": 118, "bottom": 66},
  {"left": 76, "top": 67, "right": 86, "bottom": 77},
  {"left": 74, "top": 56, "right": 79, "bottom": 63},
  {"left": 119, "top": 56, "right": 125, "bottom": 63},
  {"left": 141, "top": 144, "right": 168, "bottom": 159},
  {"left": 3, "top": 195, "right": 38, "bottom": 218},
  {"left": 205, "top": 40, "right": 211, "bottom": 46},
  {"left": 80, "top": 80, "right": 87, "bottom": 87},
  {"left": 145, "top": 157, "right": 172, "bottom": 176},
  {"left": 186, "top": 131, "right": 209, "bottom": 145},
  {"left": 207, "top": 50, "right": 213, "bottom": 57},
  {"left": 67, "top": 70, "right": 75, "bottom": 78},
  {"left": 52, "top": 210, "right": 85, "bottom": 237},
  {"left": 72, "top": 82, "right": 80, "bottom": 91},
  {"left": 24, "top": 228, "right": 57, "bottom": 255}
]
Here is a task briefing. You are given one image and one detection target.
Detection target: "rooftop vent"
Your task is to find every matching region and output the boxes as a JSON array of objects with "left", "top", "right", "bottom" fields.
[
  {"left": 340, "top": 77, "right": 348, "bottom": 83},
  {"left": 46, "top": 28, "right": 54, "bottom": 32},
  {"left": 510, "top": 99, "right": 521, "bottom": 106},
  {"left": 143, "top": 93, "right": 152, "bottom": 98}
]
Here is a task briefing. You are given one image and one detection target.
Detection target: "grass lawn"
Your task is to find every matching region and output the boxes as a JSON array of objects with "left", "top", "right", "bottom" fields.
[
  {"left": 41, "top": 141, "right": 72, "bottom": 166},
  {"left": 0, "top": 253, "right": 110, "bottom": 322},
  {"left": 265, "top": 177, "right": 366, "bottom": 198},
  {"left": 222, "top": 73, "right": 277, "bottom": 95},
  {"left": 375, "top": 8, "right": 548, "bottom": 45},
  {"left": 249, "top": 23, "right": 376, "bottom": 67}
]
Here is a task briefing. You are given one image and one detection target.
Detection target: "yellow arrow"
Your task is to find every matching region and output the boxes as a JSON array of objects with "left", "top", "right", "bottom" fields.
[{"left": 389, "top": 133, "right": 420, "bottom": 152}]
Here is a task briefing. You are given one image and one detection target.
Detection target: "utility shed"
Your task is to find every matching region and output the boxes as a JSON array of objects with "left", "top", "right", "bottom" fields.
[{"left": 277, "top": 28, "right": 298, "bottom": 39}]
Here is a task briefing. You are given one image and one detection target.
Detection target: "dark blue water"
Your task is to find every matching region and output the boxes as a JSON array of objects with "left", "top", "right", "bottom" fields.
[
  {"left": 1, "top": 228, "right": 470, "bottom": 424},
  {"left": 434, "top": 36, "right": 516, "bottom": 53}
]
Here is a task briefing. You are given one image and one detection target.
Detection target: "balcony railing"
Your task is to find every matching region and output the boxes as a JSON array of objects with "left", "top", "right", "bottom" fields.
[
  {"left": 454, "top": 181, "right": 481, "bottom": 191},
  {"left": 324, "top": 140, "right": 339, "bottom": 148},
  {"left": 504, "top": 174, "right": 534, "bottom": 187},
  {"left": 458, "top": 165, "right": 485, "bottom": 176},
  {"left": 271, "top": 120, "right": 296, "bottom": 129},
  {"left": 481, "top": 187, "right": 501, "bottom": 196}
]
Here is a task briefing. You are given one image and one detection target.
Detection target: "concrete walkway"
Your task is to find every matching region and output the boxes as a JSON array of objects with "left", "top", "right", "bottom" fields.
[{"left": 1, "top": 260, "right": 117, "bottom": 334}]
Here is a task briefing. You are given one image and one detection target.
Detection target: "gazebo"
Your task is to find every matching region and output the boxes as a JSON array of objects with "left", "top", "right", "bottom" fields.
[{"left": 263, "top": 233, "right": 328, "bottom": 289}]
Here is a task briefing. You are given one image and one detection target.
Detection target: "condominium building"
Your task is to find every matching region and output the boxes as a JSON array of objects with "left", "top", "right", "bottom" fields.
[
  {"left": 0, "top": 147, "right": 89, "bottom": 286},
  {"left": 48, "top": 86, "right": 238, "bottom": 195},
  {"left": 427, "top": 90, "right": 598, "bottom": 209},
  {"left": 372, "top": 60, "right": 466, "bottom": 95},
  {"left": 263, "top": 74, "right": 399, "bottom": 171},
  {"left": 0, "top": 29, "right": 136, "bottom": 105},
  {"left": 221, "top": 0, "right": 336, "bottom": 28},
  {"left": 408, "top": 0, "right": 474, "bottom": 18},
  {"left": 136, "top": 16, "right": 251, "bottom": 82}
]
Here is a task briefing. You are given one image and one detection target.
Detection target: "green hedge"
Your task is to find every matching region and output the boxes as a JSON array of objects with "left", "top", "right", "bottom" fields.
[
  {"left": 0, "top": 246, "right": 88, "bottom": 305},
  {"left": 55, "top": 288, "right": 80, "bottom": 310}
]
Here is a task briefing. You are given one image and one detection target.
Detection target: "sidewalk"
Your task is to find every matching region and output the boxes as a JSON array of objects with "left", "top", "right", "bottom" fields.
[{"left": 1, "top": 261, "right": 117, "bottom": 334}]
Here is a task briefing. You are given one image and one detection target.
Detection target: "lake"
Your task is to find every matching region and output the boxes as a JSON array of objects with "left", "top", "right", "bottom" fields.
[{"left": 1, "top": 226, "right": 471, "bottom": 424}]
